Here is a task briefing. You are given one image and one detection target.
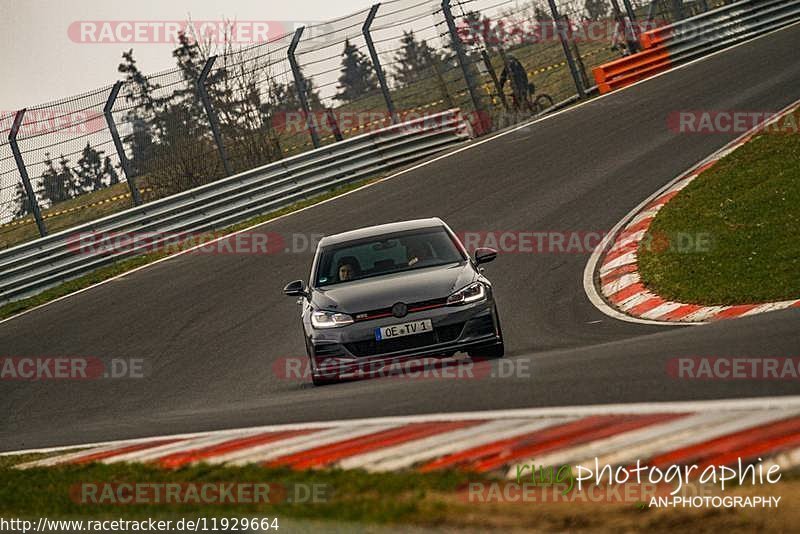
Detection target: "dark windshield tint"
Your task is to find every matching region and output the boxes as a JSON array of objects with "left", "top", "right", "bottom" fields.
[{"left": 315, "top": 228, "right": 464, "bottom": 287}]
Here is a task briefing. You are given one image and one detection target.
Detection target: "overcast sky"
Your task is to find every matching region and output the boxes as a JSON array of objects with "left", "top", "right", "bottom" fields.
[{"left": 0, "top": 0, "right": 376, "bottom": 111}]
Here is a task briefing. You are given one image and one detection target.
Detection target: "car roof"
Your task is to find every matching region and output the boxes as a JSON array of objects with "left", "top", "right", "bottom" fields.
[{"left": 318, "top": 218, "right": 447, "bottom": 247}]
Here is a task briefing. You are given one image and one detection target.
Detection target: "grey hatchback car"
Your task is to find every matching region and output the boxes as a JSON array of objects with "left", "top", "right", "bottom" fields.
[{"left": 283, "top": 218, "right": 503, "bottom": 385}]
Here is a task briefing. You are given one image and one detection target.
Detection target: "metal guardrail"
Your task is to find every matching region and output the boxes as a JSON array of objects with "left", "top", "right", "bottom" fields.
[
  {"left": 0, "top": 110, "right": 472, "bottom": 304},
  {"left": 593, "top": 0, "right": 800, "bottom": 93},
  {"left": 649, "top": 0, "right": 800, "bottom": 60}
]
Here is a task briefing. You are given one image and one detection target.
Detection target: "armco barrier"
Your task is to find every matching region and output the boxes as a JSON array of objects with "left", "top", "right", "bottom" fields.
[
  {"left": 0, "top": 110, "right": 472, "bottom": 304},
  {"left": 593, "top": 0, "right": 800, "bottom": 94}
]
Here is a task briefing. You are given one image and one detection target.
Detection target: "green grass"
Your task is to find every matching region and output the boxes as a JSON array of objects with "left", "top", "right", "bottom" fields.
[
  {"left": 0, "top": 462, "right": 486, "bottom": 525},
  {"left": 638, "top": 130, "right": 800, "bottom": 304},
  {"left": 2, "top": 462, "right": 799, "bottom": 530},
  {"left": 0, "top": 182, "right": 141, "bottom": 250},
  {"left": 0, "top": 453, "right": 57, "bottom": 469},
  {"left": 0, "top": 177, "right": 380, "bottom": 321}
]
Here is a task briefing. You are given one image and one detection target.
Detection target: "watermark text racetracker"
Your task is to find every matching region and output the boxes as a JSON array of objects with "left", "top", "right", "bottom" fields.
[
  {"left": 668, "top": 356, "right": 800, "bottom": 380},
  {"left": 668, "top": 109, "right": 800, "bottom": 134},
  {"left": 68, "top": 230, "right": 714, "bottom": 257},
  {"left": 68, "top": 20, "right": 322, "bottom": 45},
  {"left": 71, "top": 482, "right": 328, "bottom": 505},
  {"left": 456, "top": 17, "right": 667, "bottom": 46},
  {"left": 274, "top": 356, "right": 530, "bottom": 382},
  {"left": 0, "top": 357, "right": 146, "bottom": 380},
  {"left": 0, "top": 110, "right": 105, "bottom": 136}
]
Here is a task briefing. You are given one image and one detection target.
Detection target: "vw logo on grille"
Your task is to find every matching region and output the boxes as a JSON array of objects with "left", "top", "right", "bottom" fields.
[{"left": 392, "top": 302, "right": 408, "bottom": 318}]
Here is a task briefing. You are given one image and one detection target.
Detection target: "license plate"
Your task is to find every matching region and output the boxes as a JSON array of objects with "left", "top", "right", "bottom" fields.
[{"left": 375, "top": 319, "right": 432, "bottom": 341}]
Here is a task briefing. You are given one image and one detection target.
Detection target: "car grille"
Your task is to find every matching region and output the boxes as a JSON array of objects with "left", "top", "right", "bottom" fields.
[
  {"left": 354, "top": 297, "right": 449, "bottom": 322},
  {"left": 345, "top": 322, "right": 465, "bottom": 357}
]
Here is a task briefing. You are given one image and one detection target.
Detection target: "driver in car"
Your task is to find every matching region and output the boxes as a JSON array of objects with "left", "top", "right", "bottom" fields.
[
  {"left": 337, "top": 257, "right": 359, "bottom": 282},
  {"left": 406, "top": 240, "right": 432, "bottom": 267}
]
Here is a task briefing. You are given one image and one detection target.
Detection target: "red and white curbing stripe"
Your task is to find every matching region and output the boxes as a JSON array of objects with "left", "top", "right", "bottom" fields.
[
  {"left": 587, "top": 100, "right": 800, "bottom": 325},
  {"left": 5, "top": 397, "right": 800, "bottom": 477}
]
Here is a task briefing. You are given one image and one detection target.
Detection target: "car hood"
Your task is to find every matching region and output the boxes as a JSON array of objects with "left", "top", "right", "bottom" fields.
[{"left": 311, "top": 262, "right": 476, "bottom": 313}]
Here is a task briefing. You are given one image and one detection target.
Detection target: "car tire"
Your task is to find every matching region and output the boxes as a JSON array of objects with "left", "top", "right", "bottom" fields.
[
  {"left": 312, "top": 373, "right": 339, "bottom": 386},
  {"left": 306, "top": 340, "right": 340, "bottom": 386}
]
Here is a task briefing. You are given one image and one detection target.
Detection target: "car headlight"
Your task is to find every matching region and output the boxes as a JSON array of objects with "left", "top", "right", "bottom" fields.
[
  {"left": 447, "top": 282, "right": 486, "bottom": 305},
  {"left": 311, "top": 310, "right": 354, "bottom": 329}
]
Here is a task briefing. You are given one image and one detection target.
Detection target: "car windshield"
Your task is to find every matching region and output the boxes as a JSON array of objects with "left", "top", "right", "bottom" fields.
[{"left": 315, "top": 227, "right": 465, "bottom": 287}]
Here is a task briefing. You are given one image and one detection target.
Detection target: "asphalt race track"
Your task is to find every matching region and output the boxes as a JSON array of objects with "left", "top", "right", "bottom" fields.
[{"left": 2, "top": 25, "right": 799, "bottom": 452}]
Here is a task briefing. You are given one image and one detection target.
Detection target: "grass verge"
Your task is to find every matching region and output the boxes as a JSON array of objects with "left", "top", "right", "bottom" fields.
[
  {"left": 637, "top": 129, "right": 800, "bottom": 304},
  {"left": 0, "top": 462, "right": 798, "bottom": 531},
  {"left": 0, "top": 177, "right": 380, "bottom": 321}
]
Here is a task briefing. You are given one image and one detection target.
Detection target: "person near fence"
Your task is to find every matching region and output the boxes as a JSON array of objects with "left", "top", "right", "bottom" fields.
[{"left": 499, "top": 55, "right": 533, "bottom": 112}]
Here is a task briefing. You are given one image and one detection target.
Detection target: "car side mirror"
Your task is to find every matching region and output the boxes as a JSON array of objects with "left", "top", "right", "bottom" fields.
[
  {"left": 474, "top": 247, "right": 498, "bottom": 265},
  {"left": 283, "top": 280, "right": 308, "bottom": 298}
]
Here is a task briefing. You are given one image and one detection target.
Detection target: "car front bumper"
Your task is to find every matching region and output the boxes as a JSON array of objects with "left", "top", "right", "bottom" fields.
[{"left": 305, "top": 299, "right": 500, "bottom": 379}]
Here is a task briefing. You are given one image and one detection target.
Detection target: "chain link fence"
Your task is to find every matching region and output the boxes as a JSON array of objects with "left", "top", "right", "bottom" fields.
[{"left": 0, "top": 0, "right": 717, "bottom": 250}]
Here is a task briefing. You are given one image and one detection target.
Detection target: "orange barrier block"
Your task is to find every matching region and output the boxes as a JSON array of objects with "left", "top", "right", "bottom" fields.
[
  {"left": 592, "top": 45, "right": 672, "bottom": 94},
  {"left": 639, "top": 26, "right": 675, "bottom": 49}
]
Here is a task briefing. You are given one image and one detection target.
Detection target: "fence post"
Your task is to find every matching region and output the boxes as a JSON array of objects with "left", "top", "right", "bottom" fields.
[
  {"left": 610, "top": 0, "right": 640, "bottom": 53},
  {"left": 363, "top": 4, "right": 398, "bottom": 124},
  {"left": 441, "top": 0, "right": 487, "bottom": 132},
  {"left": 8, "top": 109, "right": 47, "bottom": 237},
  {"left": 621, "top": 0, "right": 640, "bottom": 43},
  {"left": 288, "top": 27, "right": 321, "bottom": 149},
  {"left": 546, "top": 0, "right": 586, "bottom": 98},
  {"left": 197, "top": 56, "right": 233, "bottom": 177},
  {"left": 104, "top": 81, "right": 143, "bottom": 206},
  {"left": 325, "top": 108, "right": 344, "bottom": 141}
]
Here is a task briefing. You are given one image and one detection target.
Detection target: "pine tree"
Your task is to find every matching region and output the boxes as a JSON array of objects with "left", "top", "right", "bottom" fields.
[
  {"left": 12, "top": 181, "right": 30, "bottom": 219},
  {"left": 585, "top": 0, "right": 608, "bottom": 21},
  {"left": 268, "top": 75, "right": 323, "bottom": 113},
  {"left": 118, "top": 49, "right": 161, "bottom": 114},
  {"left": 74, "top": 143, "right": 110, "bottom": 192},
  {"left": 118, "top": 49, "right": 160, "bottom": 174},
  {"left": 165, "top": 32, "right": 208, "bottom": 138},
  {"left": 40, "top": 153, "right": 76, "bottom": 204},
  {"left": 393, "top": 31, "right": 441, "bottom": 87},
  {"left": 334, "top": 39, "right": 378, "bottom": 102}
]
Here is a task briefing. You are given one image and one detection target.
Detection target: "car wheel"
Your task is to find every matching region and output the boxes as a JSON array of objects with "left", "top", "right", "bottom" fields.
[
  {"left": 306, "top": 339, "right": 340, "bottom": 386},
  {"left": 312, "top": 373, "right": 339, "bottom": 386}
]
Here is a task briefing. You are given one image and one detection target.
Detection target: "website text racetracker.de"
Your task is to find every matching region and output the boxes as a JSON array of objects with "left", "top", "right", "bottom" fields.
[
  {"left": 71, "top": 482, "right": 328, "bottom": 506},
  {"left": 67, "top": 230, "right": 613, "bottom": 257},
  {"left": 270, "top": 110, "right": 491, "bottom": 136},
  {"left": 0, "top": 357, "right": 145, "bottom": 381},
  {"left": 0, "top": 110, "right": 105, "bottom": 135},
  {"left": 0, "top": 517, "right": 279, "bottom": 533},
  {"left": 667, "top": 110, "right": 800, "bottom": 134},
  {"left": 455, "top": 18, "right": 669, "bottom": 46},
  {"left": 273, "top": 356, "right": 531, "bottom": 381},
  {"left": 67, "top": 230, "right": 714, "bottom": 257},
  {"left": 68, "top": 20, "right": 321, "bottom": 44}
]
